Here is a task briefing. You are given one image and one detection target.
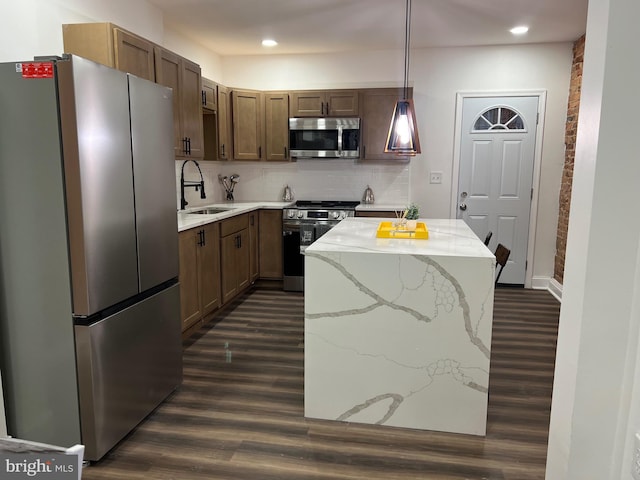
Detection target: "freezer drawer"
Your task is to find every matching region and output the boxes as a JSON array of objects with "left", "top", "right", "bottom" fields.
[{"left": 74, "top": 283, "right": 182, "bottom": 461}]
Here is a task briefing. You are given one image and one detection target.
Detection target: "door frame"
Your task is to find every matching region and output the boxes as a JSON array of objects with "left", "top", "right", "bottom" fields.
[{"left": 450, "top": 90, "right": 547, "bottom": 288}]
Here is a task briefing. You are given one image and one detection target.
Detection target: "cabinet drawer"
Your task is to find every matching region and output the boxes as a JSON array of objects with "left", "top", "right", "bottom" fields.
[{"left": 220, "top": 214, "right": 249, "bottom": 236}]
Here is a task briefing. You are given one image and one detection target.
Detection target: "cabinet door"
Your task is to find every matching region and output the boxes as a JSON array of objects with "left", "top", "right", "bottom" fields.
[
  {"left": 181, "top": 58, "right": 204, "bottom": 159},
  {"left": 217, "top": 85, "right": 232, "bottom": 160},
  {"left": 220, "top": 233, "right": 239, "bottom": 304},
  {"left": 154, "top": 48, "right": 183, "bottom": 158},
  {"left": 236, "top": 229, "right": 251, "bottom": 291},
  {"left": 327, "top": 90, "right": 359, "bottom": 116},
  {"left": 290, "top": 91, "right": 325, "bottom": 117},
  {"left": 264, "top": 93, "right": 289, "bottom": 161},
  {"left": 113, "top": 28, "right": 155, "bottom": 81},
  {"left": 360, "top": 88, "right": 409, "bottom": 161},
  {"left": 199, "top": 223, "right": 220, "bottom": 316},
  {"left": 233, "top": 90, "right": 263, "bottom": 160},
  {"left": 201, "top": 77, "right": 217, "bottom": 112},
  {"left": 179, "top": 229, "right": 201, "bottom": 331},
  {"left": 259, "top": 210, "right": 283, "bottom": 279},
  {"left": 249, "top": 212, "right": 259, "bottom": 282}
]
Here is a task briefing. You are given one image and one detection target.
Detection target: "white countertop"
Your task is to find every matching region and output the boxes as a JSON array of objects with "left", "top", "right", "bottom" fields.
[
  {"left": 178, "top": 201, "right": 293, "bottom": 232},
  {"left": 306, "top": 217, "right": 494, "bottom": 258}
]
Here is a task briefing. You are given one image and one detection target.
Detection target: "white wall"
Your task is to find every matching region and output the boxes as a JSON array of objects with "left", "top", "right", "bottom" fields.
[
  {"left": 545, "top": 0, "right": 640, "bottom": 477},
  {"left": 0, "top": 0, "right": 222, "bottom": 80},
  {"left": 222, "top": 43, "right": 573, "bottom": 282}
]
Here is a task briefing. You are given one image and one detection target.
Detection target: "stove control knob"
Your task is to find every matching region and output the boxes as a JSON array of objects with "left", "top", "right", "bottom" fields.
[
  {"left": 287, "top": 210, "right": 295, "bottom": 218},
  {"left": 331, "top": 211, "right": 340, "bottom": 220},
  {"left": 297, "top": 211, "right": 304, "bottom": 219},
  {"left": 340, "top": 211, "right": 347, "bottom": 220}
]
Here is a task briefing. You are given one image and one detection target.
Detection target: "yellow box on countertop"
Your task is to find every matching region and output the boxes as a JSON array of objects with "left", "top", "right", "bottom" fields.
[{"left": 376, "top": 221, "right": 429, "bottom": 239}]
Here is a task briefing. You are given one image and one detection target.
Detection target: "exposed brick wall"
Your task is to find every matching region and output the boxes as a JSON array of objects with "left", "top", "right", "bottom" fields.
[{"left": 554, "top": 35, "right": 585, "bottom": 284}]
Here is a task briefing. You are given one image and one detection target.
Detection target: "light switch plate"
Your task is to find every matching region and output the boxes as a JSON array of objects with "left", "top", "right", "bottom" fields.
[{"left": 430, "top": 171, "right": 443, "bottom": 184}]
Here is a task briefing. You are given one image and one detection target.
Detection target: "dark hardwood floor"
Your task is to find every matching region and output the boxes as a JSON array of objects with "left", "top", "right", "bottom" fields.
[{"left": 82, "top": 284, "right": 560, "bottom": 480}]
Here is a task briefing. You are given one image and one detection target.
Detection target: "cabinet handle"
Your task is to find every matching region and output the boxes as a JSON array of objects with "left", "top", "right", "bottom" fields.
[
  {"left": 187, "top": 137, "right": 192, "bottom": 155},
  {"left": 321, "top": 102, "right": 324, "bottom": 116},
  {"left": 258, "top": 146, "right": 262, "bottom": 159},
  {"left": 221, "top": 144, "right": 225, "bottom": 157},
  {"left": 182, "top": 137, "right": 188, "bottom": 154},
  {"left": 239, "top": 234, "right": 242, "bottom": 248},
  {"left": 201, "top": 229, "right": 206, "bottom": 246},
  {"left": 284, "top": 146, "right": 287, "bottom": 158},
  {"left": 197, "top": 230, "right": 204, "bottom": 246},
  {"left": 250, "top": 215, "right": 254, "bottom": 226},
  {"left": 202, "top": 90, "right": 206, "bottom": 106},
  {"left": 362, "top": 145, "right": 365, "bottom": 158}
]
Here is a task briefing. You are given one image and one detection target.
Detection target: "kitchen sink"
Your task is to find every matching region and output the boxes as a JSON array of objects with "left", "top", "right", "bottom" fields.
[{"left": 186, "top": 207, "right": 232, "bottom": 215}]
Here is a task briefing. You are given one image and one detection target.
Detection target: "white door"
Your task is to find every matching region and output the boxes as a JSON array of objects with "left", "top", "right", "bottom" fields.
[{"left": 457, "top": 96, "right": 539, "bottom": 285}]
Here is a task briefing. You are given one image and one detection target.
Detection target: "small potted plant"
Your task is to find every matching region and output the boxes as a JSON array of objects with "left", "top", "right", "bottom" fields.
[{"left": 404, "top": 203, "right": 419, "bottom": 230}]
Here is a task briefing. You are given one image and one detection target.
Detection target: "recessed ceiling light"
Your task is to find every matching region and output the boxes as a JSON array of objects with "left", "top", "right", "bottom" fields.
[
  {"left": 262, "top": 39, "right": 278, "bottom": 47},
  {"left": 510, "top": 26, "right": 529, "bottom": 35}
]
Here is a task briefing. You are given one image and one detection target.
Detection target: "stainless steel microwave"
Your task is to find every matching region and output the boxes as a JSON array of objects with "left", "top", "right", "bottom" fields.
[{"left": 289, "top": 117, "right": 360, "bottom": 159}]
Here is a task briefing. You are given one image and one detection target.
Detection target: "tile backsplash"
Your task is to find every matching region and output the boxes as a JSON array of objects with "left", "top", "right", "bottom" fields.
[{"left": 176, "top": 159, "right": 409, "bottom": 209}]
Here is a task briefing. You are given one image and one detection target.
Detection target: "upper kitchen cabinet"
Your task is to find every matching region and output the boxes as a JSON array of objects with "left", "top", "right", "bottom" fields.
[
  {"left": 290, "top": 90, "right": 359, "bottom": 117},
  {"left": 264, "top": 92, "right": 290, "bottom": 161},
  {"left": 232, "top": 89, "right": 263, "bottom": 161},
  {"left": 62, "top": 23, "right": 155, "bottom": 82},
  {"left": 155, "top": 48, "right": 204, "bottom": 159},
  {"left": 359, "top": 88, "right": 412, "bottom": 161},
  {"left": 217, "top": 85, "right": 233, "bottom": 160},
  {"left": 201, "top": 77, "right": 217, "bottom": 112}
]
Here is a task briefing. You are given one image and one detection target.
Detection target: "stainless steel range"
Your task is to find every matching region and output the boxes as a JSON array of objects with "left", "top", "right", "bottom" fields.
[{"left": 283, "top": 200, "right": 359, "bottom": 291}]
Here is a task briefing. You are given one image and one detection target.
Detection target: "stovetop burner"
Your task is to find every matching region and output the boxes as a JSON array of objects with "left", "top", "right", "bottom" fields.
[{"left": 295, "top": 200, "right": 360, "bottom": 209}]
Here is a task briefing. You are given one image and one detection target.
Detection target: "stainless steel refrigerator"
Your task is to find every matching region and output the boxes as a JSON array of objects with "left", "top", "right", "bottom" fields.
[{"left": 0, "top": 55, "right": 182, "bottom": 461}]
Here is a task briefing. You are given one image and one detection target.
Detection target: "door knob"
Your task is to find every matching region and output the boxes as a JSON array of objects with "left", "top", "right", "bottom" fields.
[{"left": 459, "top": 203, "right": 467, "bottom": 211}]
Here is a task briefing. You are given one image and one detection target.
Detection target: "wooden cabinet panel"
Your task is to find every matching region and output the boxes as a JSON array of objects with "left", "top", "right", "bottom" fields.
[
  {"left": 290, "top": 90, "right": 359, "bottom": 117},
  {"left": 63, "top": 23, "right": 117, "bottom": 69},
  {"left": 181, "top": 59, "right": 204, "bottom": 159},
  {"left": 154, "top": 48, "right": 182, "bottom": 158},
  {"left": 179, "top": 224, "right": 221, "bottom": 334},
  {"left": 232, "top": 89, "right": 263, "bottom": 160},
  {"left": 259, "top": 210, "right": 283, "bottom": 279},
  {"left": 217, "top": 85, "right": 232, "bottom": 160},
  {"left": 360, "top": 88, "right": 410, "bottom": 161},
  {"left": 155, "top": 48, "right": 203, "bottom": 159},
  {"left": 264, "top": 93, "right": 290, "bottom": 161},
  {"left": 199, "top": 223, "right": 221, "bottom": 316},
  {"left": 201, "top": 77, "right": 217, "bottom": 112},
  {"left": 249, "top": 212, "right": 259, "bottom": 283},
  {"left": 290, "top": 91, "right": 325, "bottom": 117},
  {"left": 220, "top": 214, "right": 250, "bottom": 304},
  {"left": 179, "top": 229, "right": 201, "bottom": 331},
  {"left": 113, "top": 28, "right": 155, "bottom": 81},
  {"left": 355, "top": 210, "right": 397, "bottom": 218},
  {"left": 327, "top": 90, "right": 359, "bottom": 116}
]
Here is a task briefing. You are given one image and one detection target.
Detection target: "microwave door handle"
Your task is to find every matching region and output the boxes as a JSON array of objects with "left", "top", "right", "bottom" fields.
[{"left": 337, "top": 126, "right": 343, "bottom": 156}]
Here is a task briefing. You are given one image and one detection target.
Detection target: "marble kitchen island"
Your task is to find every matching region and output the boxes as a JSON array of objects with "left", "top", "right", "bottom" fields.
[{"left": 304, "top": 218, "right": 495, "bottom": 435}]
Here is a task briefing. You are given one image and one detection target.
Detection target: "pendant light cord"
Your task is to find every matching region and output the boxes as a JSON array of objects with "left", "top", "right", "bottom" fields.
[{"left": 403, "top": 0, "right": 412, "bottom": 99}]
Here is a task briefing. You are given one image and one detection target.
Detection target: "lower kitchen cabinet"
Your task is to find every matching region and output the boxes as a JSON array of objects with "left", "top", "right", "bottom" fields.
[
  {"left": 220, "top": 214, "right": 250, "bottom": 304},
  {"left": 249, "top": 211, "right": 259, "bottom": 283},
  {"left": 178, "top": 222, "right": 221, "bottom": 333},
  {"left": 259, "top": 209, "right": 283, "bottom": 279}
]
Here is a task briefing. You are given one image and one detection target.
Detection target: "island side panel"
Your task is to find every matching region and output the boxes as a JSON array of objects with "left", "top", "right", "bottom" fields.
[{"left": 304, "top": 249, "right": 494, "bottom": 436}]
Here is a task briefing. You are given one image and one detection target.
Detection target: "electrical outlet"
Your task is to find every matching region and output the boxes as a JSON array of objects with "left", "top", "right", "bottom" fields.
[
  {"left": 430, "top": 171, "right": 443, "bottom": 184},
  {"left": 632, "top": 432, "right": 640, "bottom": 480}
]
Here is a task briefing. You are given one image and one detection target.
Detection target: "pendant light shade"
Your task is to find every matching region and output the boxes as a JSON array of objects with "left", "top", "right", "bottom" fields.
[{"left": 385, "top": 0, "right": 421, "bottom": 155}]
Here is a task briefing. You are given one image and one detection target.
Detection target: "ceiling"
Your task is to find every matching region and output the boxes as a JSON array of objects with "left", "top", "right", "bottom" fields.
[{"left": 145, "top": 0, "right": 588, "bottom": 56}]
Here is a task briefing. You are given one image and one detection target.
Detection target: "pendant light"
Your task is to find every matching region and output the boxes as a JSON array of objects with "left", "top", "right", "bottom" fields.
[{"left": 385, "top": 0, "right": 421, "bottom": 155}]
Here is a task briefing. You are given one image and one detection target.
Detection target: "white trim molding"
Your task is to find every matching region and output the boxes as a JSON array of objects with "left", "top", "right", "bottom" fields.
[{"left": 531, "top": 275, "right": 563, "bottom": 302}]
